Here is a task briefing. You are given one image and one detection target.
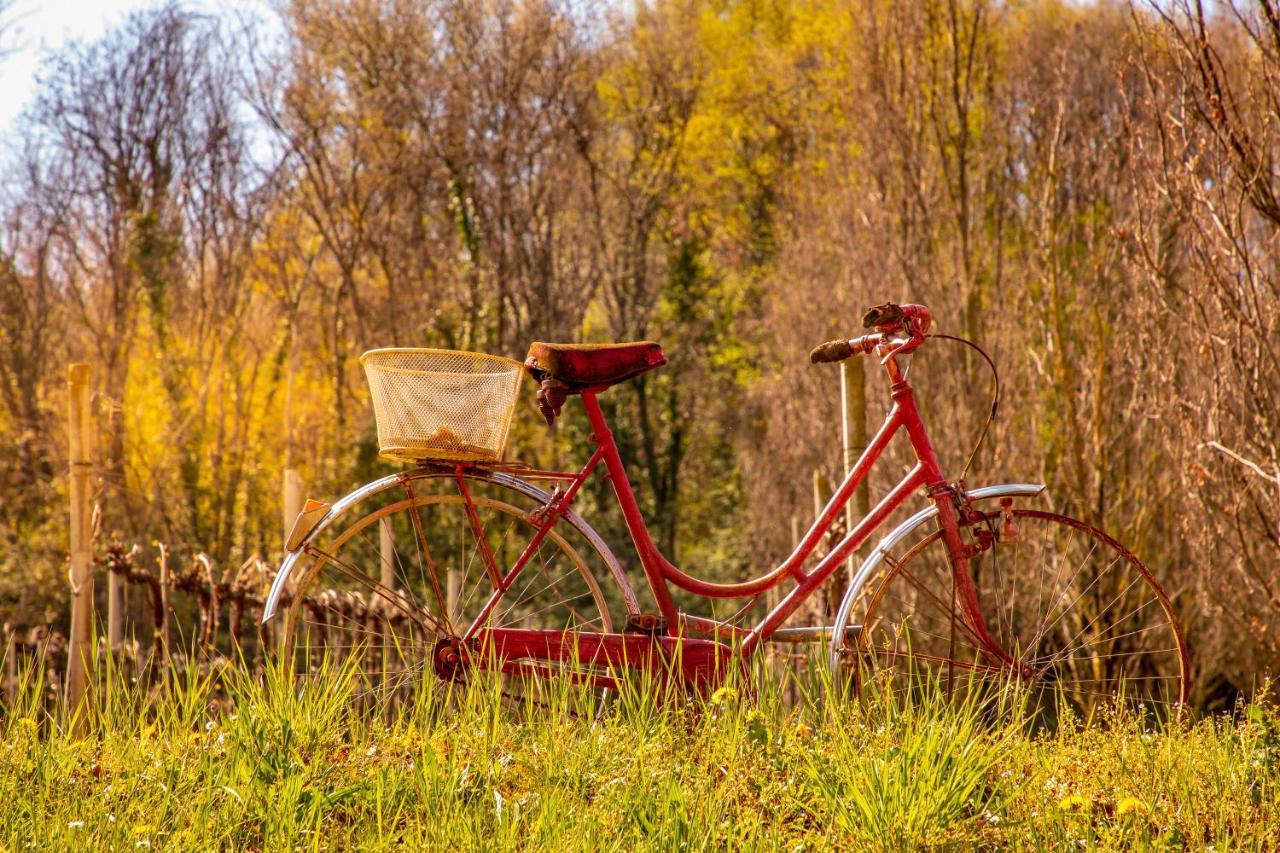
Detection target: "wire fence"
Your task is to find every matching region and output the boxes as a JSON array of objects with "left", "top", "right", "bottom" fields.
[
  {"left": 3, "top": 509, "right": 850, "bottom": 713},
  {"left": 3, "top": 540, "right": 303, "bottom": 710}
]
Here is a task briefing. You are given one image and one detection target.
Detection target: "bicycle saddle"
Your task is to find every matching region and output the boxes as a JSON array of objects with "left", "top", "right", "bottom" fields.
[{"left": 525, "top": 340, "right": 667, "bottom": 424}]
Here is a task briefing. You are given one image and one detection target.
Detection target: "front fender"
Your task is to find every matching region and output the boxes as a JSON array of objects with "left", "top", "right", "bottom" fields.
[
  {"left": 828, "top": 482, "right": 1047, "bottom": 678},
  {"left": 261, "top": 469, "right": 636, "bottom": 623}
]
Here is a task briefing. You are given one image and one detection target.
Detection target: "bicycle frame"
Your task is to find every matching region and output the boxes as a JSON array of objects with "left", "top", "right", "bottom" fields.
[
  {"left": 264, "top": 301, "right": 1193, "bottom": 709},
  {"left": 261, "top": 338, "right": 1024, "bottom": 692},
  {"left": 457, "top": 349, "right": 1007, "bottom": 680},
  {"left": 260, "top": 315, "right": 1190, "bottom": 710}
]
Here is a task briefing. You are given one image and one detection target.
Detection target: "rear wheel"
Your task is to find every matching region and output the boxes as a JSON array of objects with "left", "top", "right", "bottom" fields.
[
  {"left": 280, "top": 473, "right": 619, "bottom": 708},
  {"left": 842, "top": 508, "right": 1187, "bottom": 723}
]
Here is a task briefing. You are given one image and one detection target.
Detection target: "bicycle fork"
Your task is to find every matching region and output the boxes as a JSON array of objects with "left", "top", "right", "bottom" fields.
[{"left": 933, "top": 486, "right": 1031, "bottom": 679}]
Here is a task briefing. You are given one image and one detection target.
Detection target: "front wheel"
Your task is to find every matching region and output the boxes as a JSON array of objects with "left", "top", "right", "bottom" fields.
[{"left": 842, "top": 509, "right": 1188, "bottom": 722}]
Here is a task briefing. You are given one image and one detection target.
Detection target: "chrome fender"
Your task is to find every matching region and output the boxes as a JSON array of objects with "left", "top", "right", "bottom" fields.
[
  {"left": 828, "top": 483, "right": 1047, "bottom": 679},
  {"left": 261, "top": 469, "right": 637, "bottom": 623}
]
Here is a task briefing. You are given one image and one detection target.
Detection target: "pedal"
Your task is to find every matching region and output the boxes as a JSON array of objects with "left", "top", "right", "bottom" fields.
[{"left": 624, "top": 613, "right": 669, "bottom": 636}]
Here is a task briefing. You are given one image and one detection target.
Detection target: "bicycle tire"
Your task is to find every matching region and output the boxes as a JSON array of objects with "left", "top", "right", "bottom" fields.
[
  {"left": 839, "top": 508, "right": 1188, "bottom": 723},
  {"left": 276, "top": 470, "right": 631, "bottom": 707}
]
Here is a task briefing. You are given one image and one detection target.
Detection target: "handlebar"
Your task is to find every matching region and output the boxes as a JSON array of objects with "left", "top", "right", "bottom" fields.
[
  {"left": 808, "top": 302, "right": 933, "bottom": 365},
  {"left": 809, "top": 335, "right": 878, "bottom": 363}
]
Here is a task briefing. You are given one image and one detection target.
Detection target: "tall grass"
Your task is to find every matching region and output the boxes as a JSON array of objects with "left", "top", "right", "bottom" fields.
[{"left": 0, "top": 648, "right": 1276, "bottom": 849}]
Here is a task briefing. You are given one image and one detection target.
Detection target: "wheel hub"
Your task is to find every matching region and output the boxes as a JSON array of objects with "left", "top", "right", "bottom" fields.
[{"left": 432, "top": 637, "right": 466, "bottom": 681}]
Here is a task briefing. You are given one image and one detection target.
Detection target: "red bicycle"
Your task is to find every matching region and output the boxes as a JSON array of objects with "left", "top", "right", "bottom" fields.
[{"left": 263, "top": 302, "right": 1188, "bottom": 717}]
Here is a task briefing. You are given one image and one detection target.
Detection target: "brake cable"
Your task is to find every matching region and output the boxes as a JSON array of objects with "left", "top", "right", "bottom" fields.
[{"left": 926, "top": 333, "right": 1001, "bottom": 481}]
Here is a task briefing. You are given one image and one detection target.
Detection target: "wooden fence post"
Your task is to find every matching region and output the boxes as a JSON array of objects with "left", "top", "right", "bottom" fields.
[
  {"left": 107, "top": 550, "right": 123, "bottom": 652},
  {"left": 447, "top": 569, "right": 460, "bottom": 626},
  {"left": 378, "top": 517, "right": 395, "bottom": 678},
  {"left": 840, "top": 359, "right": 869, "bottom": 582},
  {"left": 379, "top": 517, "right": 395, "bottom": 591},
  {"left": 278, "top": 469, "right": 304, "bottom": 653},
  {"left": 157, "top": 543, "right": 171, "bottom": 670},
  {"left": 66, "top": 363, "right": 95, "bottom": 734},
  {"left": 813, "top": 467, "right": 831, "bottom": 624},
  {"left": 282, "top": 468, "right": 304, "bottom": 554},
  {"left": 812, "top": 470, "right": 831, "bottom": 529}
]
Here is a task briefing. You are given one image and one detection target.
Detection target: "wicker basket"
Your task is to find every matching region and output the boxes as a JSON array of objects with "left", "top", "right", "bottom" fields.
[{"left": 361, "top": 348, "right": 524, "bottom": 464}]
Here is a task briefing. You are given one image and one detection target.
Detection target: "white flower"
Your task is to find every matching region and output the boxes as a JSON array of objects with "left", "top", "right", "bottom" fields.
[
  {"left": 366, "top": 745, "right": 377, "bottom": 757},
  {"left": 68, "top": 821, "right": 85, "bottom": 828}
]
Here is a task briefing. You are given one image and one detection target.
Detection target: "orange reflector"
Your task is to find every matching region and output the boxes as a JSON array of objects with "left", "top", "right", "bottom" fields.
[{"left": 286, "top": 500, "right": 330, "bottom": 551}]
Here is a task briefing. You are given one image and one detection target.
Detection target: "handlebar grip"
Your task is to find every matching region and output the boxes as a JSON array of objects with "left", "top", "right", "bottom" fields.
[{"left": 809, "top": 339, "right": 855, "bottom": 364}]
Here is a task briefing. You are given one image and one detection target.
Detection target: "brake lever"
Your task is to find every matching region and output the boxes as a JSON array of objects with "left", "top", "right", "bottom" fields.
[
  {"left": 879, "top": 342, "right": 908, "bottom": 364},
  {"left": 878, "top": 336, "right": 917, "bottom": 364}
]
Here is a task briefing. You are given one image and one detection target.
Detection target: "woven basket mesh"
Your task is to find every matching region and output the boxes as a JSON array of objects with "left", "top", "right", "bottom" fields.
[{"left": 361, "top": 349, "right": 524, "bottom": 463}]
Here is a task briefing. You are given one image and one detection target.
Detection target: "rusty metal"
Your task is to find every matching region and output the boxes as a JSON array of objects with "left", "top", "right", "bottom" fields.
[
  {"left": 624, "top": 613, "right": 669, "bottom": 635},
  {"left": 264, "top": 301, "right": 1188, "bottom": 708},
  {"left": 999, "top": 496, "right": 1021, "bottom": 543}
]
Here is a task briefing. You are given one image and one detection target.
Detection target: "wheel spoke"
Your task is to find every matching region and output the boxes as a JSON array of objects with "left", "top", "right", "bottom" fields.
[
  {"left": 1046, "top": 575, "right": 1150, "bottom": 660},
  {"left": 496, "top": 555, "right": 578, "bottom": 626},
  {"left": 1025, "top": 545, "right": 1112, "bottom": 653},
  {"left": 281, "top": 482, "right": 614, "bottom": 709},
  {"left": 1031, "top": 605, "right": 1171, "bottom": 675},
  {"left": 848, "top": 509, "right": 1186, "bottom": 717},
  {"left": 404, "top": 482, "right": 454, "bottom": 631},
  {"left": 302, "top": 544, "right": 446, "bottom": 635},
  {"left": 869, "top": 648, "right": 1008, "bottom": 674},
  {"left": 888, "top": 558, "right": 989, "bottom": 650}
]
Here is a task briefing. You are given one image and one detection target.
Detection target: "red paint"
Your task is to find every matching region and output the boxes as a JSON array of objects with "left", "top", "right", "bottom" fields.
[
  {"left": 460, "top": 445, "right": 606, "bottom": 642},
  {"left": 463, "top": 628, "right": 739, "bottom": 695},
  {"left": 449, "top": 304, "right": 1022, "bottom": 689}
]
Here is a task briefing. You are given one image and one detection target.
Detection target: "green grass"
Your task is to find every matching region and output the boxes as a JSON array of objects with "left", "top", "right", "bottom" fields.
[{"left": 0, "top": 655, "right": 1277, "bottom": 850}]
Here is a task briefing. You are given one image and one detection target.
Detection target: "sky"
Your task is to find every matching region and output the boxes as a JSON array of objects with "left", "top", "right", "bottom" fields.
[{"left": 0, "top": 0, "right": 268, "bottom": 133}]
